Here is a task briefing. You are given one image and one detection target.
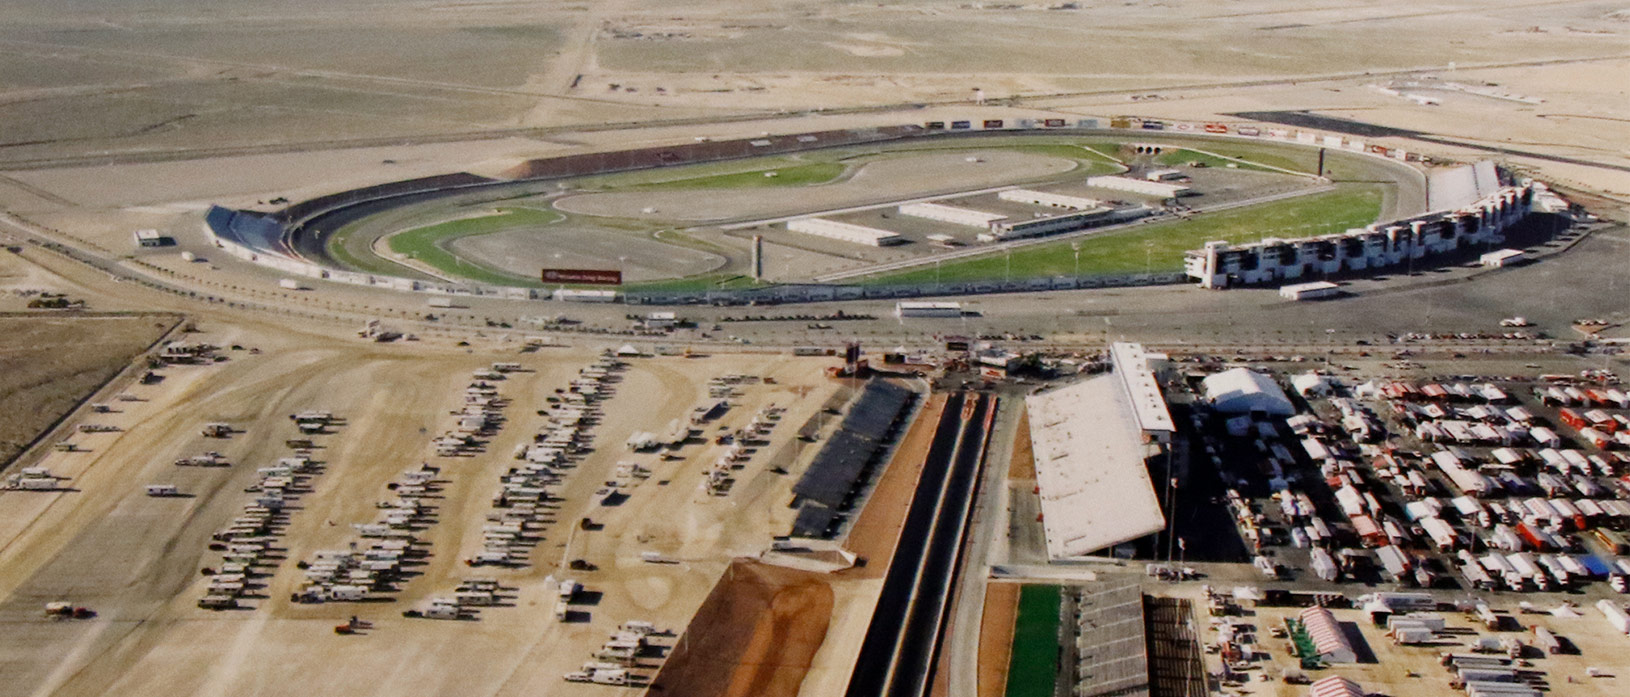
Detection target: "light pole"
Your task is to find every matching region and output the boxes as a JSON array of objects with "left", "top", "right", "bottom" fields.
[
  {"left": 1004, "top": 248, "right": 1012, "bottom": 282},
  {"left": 1071, "top": 241, "right": 1081, "bottom": 277}
]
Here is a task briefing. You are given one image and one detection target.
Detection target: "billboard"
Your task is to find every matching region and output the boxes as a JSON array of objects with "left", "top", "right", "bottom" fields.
[
  {"left": 541, "top": 268, "right": 622, "bottom": 285},
  {"left": 982, "top": 119, "right": 1005, "bottom": 129},
  {"left": 1043, "top": 118, "right": 1066, "bottom": 128}
]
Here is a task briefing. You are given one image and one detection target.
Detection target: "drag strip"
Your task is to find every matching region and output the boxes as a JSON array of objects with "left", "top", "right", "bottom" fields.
[{"left": 846, "top": 391, "right": 993, "bottom": 697}]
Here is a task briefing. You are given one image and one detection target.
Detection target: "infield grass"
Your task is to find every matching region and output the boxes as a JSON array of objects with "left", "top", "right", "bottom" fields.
[
  {"left": 862, "top": 184, "right": 1383, "bottom": 285},
  {"left": 385, "top": 207, "right": 561, "bottom": 285},
  {"left": 1004, "top": 584, "right": 1063, "bottom": 697}
]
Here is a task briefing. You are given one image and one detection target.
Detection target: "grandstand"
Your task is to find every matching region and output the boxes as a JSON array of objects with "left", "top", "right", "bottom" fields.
[
  {"left": 789, "top": 380, "right": 916, "bottom": 537},
  {"left": 205, "top": 206, "right": 295, "bottom": 259}
]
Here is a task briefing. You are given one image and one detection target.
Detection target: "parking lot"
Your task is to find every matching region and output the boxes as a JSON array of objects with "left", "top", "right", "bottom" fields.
[{"left": 0, "top": 323, "right": 844, "bottom": 697}]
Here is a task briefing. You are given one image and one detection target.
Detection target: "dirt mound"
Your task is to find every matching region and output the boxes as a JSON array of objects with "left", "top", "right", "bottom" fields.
[{"left": 648, "top": 560, "right": 834, "bottom": 697}]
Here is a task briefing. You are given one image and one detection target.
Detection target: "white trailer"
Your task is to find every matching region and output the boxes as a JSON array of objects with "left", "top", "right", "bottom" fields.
[
  {"left": 144, "top": 484, "right": 179, "bottom": 497},
  {"left": 1596, "top": 599, "right": 1630, "bottom": 634}
]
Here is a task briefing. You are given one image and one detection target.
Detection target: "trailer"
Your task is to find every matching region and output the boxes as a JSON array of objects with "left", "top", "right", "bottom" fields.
[
  {"left": 1310, "top": 548, "right": 1340, "bottom": 582},
  {"left": 1597, "top": 599, "right": 1630, "bottom": 634},
  {"left": 144, "top": 484, "right": 180, "bottom": 497}
]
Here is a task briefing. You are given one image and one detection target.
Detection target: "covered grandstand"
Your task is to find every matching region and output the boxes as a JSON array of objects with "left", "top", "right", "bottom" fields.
[
  {"left": 205, "top": 205, "right": 295, "bottom": 259},
  {"left": 789, "top": 380, "right": 916, "bottom": 537}
]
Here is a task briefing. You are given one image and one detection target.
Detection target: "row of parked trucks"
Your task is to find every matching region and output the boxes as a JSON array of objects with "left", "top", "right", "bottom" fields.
[
  {"left": 470, "top": 355, "right": 625, "bottom": 568},
  {"left": 703, "top": 403, "right": 784, "bottom": 496},
  {"left": 198, "top": 414, "right": 341, "bottom": 610},
  {"left": 292, "top": 462, "right": 440, "bottom": 605},
  {"left": 4, "top": 466, "right": 67, "bottom": 491},
  {"left": 562, "top": 620, "right": 664, "bottom": 685},
  {"left": 434, "top": 371, "right": 513, "bottom": 456},
  {"left": 409, "top": 578, "right": 507, "bottom": 620}
]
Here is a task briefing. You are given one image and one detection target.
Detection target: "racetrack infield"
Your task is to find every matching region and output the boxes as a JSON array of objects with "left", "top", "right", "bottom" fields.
[
  {"left": 447, "top": 224, "right": 727, "bottom": 283},
  {"left": 553, "top": 149, "right": 1078, "bottom": 222},
  {"left": 646, "top": 559, "right": 834, "bottom": 697}
]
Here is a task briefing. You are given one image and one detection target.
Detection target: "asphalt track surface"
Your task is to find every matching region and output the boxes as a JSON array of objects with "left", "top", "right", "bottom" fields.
[
  {"left": 1235, "top": 110, "right": 1630, "bottom": 175},
  {"left": 845, "top": 392, "right": 990, "bottom": 697},
  {"left": 285, "top": 129, "right": 1423, "bottom": 283}
]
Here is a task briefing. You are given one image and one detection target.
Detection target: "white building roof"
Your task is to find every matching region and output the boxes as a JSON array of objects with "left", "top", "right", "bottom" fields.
[
  {"left": 1109, "top": 342, "right": 1174, "bottom": 434},
  {"left": 1027, "top": 375, "right": 1166, "bottom": 558},
  {"left": 1203, "top": 368, "right": 1295, "bottom": 415},
  {"left": 1280, "top": 281, "right": 1340, "bottom": 294},
  {"left": 1291, "top": 372, "right": 1331, "bottom": 396},
  {"left": 1480, "top": 248, "right": 1525, "bottom": 263}
]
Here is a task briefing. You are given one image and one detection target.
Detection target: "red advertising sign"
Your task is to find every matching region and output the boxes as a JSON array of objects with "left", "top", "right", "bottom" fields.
[
  {"left": 540, "top": 268, "right": 622, "bottom": 285},
  {"left": 1204, "top": 123, "right": 1229, "bottom": 133}
]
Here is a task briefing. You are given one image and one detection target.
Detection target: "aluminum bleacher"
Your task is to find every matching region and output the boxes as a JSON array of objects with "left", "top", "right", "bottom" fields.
[{"left": 789, "top": 380, "right": 916, "bottom": 537}]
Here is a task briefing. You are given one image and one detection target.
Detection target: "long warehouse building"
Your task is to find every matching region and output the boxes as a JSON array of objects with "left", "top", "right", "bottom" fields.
[
  {"left": 897, "top": 202, "right": 1007, "bottom": 228},
  {"left": 1085, "top": 175, "right": 1191, "bottom": 198},
  {"left": 998, "top": 189, "right": 1103, "bottom": 210},
  {"left": 786, "top": 218, "right": 903, "bottom": 246},
  {"left": 980, "top": 206, "right": 1149, "bottom": 242}
]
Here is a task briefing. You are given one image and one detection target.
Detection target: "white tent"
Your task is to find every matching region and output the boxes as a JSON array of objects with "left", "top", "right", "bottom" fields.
[
  {"left": 1291, "top": 372, "right": 1332, "bottom": 397},
  {"left": 1203, "top": 369, "right": 1295, "bottom": 415}
]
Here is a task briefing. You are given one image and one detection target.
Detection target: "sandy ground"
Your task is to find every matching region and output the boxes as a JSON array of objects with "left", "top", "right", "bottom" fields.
[
  {"left": 0, "top": 311, "right": 845, "bottom": 697},
  {"left": 978, "top": 581, "right": 1020, "bottom": 697},
  {"left": 553, "top": 150, "right": 1077, "bottom": 222},
  {"left": 1008, "top": 405, "right": 1035, "bottom": 481}
]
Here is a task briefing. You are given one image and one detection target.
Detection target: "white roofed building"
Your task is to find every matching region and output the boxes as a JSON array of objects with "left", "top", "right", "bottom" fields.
[
  {"left": 1203, "top": 369, "right": 1295, "bottom": 415},
  {"left": 1026, "top": 353, "right": 1169, "bottom": 559}
]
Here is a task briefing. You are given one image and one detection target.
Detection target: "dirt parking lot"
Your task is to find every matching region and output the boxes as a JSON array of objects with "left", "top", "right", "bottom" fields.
[{"left": 0, "top": 318, "right": 843, "bottom": 697}]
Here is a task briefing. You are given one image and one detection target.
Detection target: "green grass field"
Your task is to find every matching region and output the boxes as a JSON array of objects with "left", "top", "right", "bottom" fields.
[
  {"left": 1155, "top": 148, "right": 1276, "bottom": 173},
  {"left": 1005, "top": 584, "right": 1063, "bottom": 697},
  {"left": 384, "top": 207, "right": 561, "bottom": 285},
  {"left": 864, "top": 184, "right": 1383, "bottom": 285},
  {"left": 625, "top": 161, "right": 846, "bottom": 190},
  {"left": 1166, "top": 143, "right": 1317, "bottom": 175}
]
